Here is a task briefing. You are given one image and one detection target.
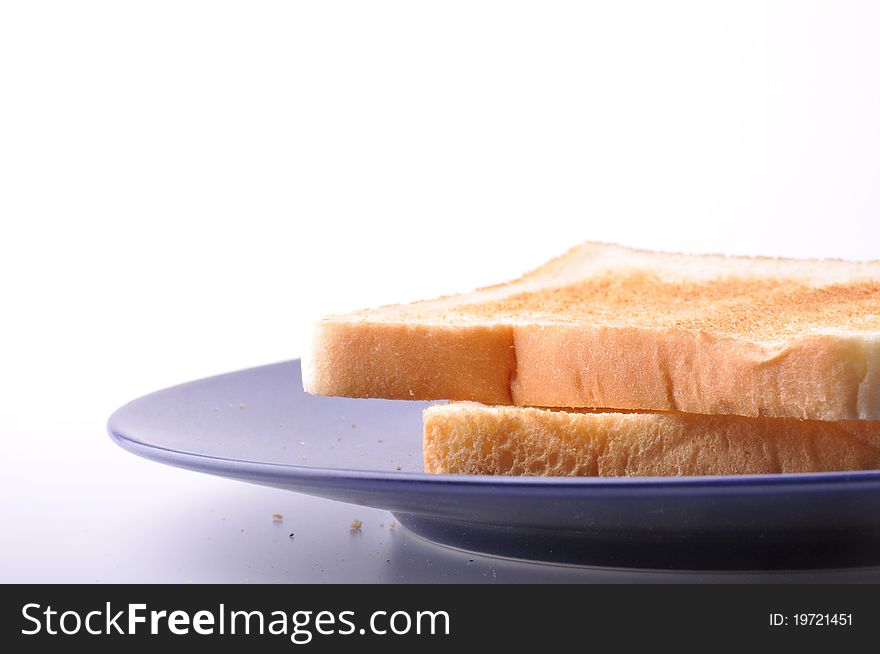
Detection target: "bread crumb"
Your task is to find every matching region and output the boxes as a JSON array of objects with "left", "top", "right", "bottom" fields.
[
  {"left": 272, "top": 513, "right": 284, "bottom": 523},
  {"left": 239, "top": 402, "right": 246, "bottom": 409},
  {"left": 395, "top": 465, "right": 401, "bottom": 471},
  {"left": 350, "top": 519, "right": 363, "bottom": 530},
  {"left": 388, "top": 521, "right": 396, "bottom": 530}
]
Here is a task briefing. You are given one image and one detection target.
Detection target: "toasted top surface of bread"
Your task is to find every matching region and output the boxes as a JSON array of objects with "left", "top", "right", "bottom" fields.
[
  {"left": 335, "top": 243, "right": 880, "bottom": 335},
  {"left": 304, "top": 242, "right": 880, "bottom": 420},
  {"left": 465, "top": 274, "right": 880, "bottom": 338}
]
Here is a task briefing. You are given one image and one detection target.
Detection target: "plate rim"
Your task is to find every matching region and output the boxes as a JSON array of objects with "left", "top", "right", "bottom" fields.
[{"left": 107, "top": 359, "right": 880, "bottom": 495}]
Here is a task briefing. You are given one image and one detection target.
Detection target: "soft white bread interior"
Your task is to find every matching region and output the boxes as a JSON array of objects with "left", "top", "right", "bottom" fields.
[
  {"left": 423, "top": 402, "right": 880, "bottom": 476},
  {"left": 304, "top": 242, "right": 880, "bottom": 420}
]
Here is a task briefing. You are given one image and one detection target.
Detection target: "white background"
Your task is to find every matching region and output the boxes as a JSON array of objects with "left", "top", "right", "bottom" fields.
[{"left": 1, "top": 1, "right": 879, "bottom": 581}]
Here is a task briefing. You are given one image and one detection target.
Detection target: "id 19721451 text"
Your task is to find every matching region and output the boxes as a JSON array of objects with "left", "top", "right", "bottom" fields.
[{"left": 769, "top": 613, "right": 852, "bottom": 627}]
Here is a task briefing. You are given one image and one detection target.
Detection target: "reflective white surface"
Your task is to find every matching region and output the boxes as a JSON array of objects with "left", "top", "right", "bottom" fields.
[{"left": 1, "top": 416, "right": 878, "bottom": 583}]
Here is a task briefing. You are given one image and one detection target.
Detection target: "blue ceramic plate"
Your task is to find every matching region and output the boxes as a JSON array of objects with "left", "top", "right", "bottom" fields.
[{"left": 109, "top": 360, "right": 880, "bottom": 569}]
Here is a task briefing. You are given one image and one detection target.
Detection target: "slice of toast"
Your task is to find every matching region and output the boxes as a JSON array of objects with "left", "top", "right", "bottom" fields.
[
  {"left": 423, "top": 403, "right": 880, "bottom": 476},
  {"left": 304, "top": 242, "right": 880, "bottom": 420}
]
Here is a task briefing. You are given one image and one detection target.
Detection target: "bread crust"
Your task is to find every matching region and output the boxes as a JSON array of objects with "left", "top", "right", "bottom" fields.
[
  {"left": 510, "top": 327, "right": 871, "bottom": 420},
  {"left": 303, "top": 321, "right": 517, "bottom": 404},
  {"left": 304, "top": 242, "right": 880, "bottom": 420},
  {"left": 423, "top": 403, "right": 880, "bottom": 476}
]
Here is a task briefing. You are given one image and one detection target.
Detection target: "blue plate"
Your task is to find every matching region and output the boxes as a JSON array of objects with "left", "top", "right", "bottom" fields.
[{"left": 109, "top": 360, "right": 880, "bottom": 570}]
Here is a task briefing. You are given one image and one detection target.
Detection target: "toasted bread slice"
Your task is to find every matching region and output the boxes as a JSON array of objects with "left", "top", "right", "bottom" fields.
[
  {"left": 304, "top": 242, "right": 880, "bottom": 420},
  {"left": 423, "top": 403, "right": 880, "bottom": 476}
]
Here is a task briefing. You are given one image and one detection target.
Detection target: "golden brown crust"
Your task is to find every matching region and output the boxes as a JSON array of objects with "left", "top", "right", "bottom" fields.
[
  {"left": 304, "top": 321, "right": 516, "bottom": 404},
  {"left": 304, "top": 242, "right": 880, "bottom": 420},
  {"left": 510, "top": 328, "right": 869, "bottom": 420},
  {"left": 423, "top": 403, "right": 880, "bottom": 476}
]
